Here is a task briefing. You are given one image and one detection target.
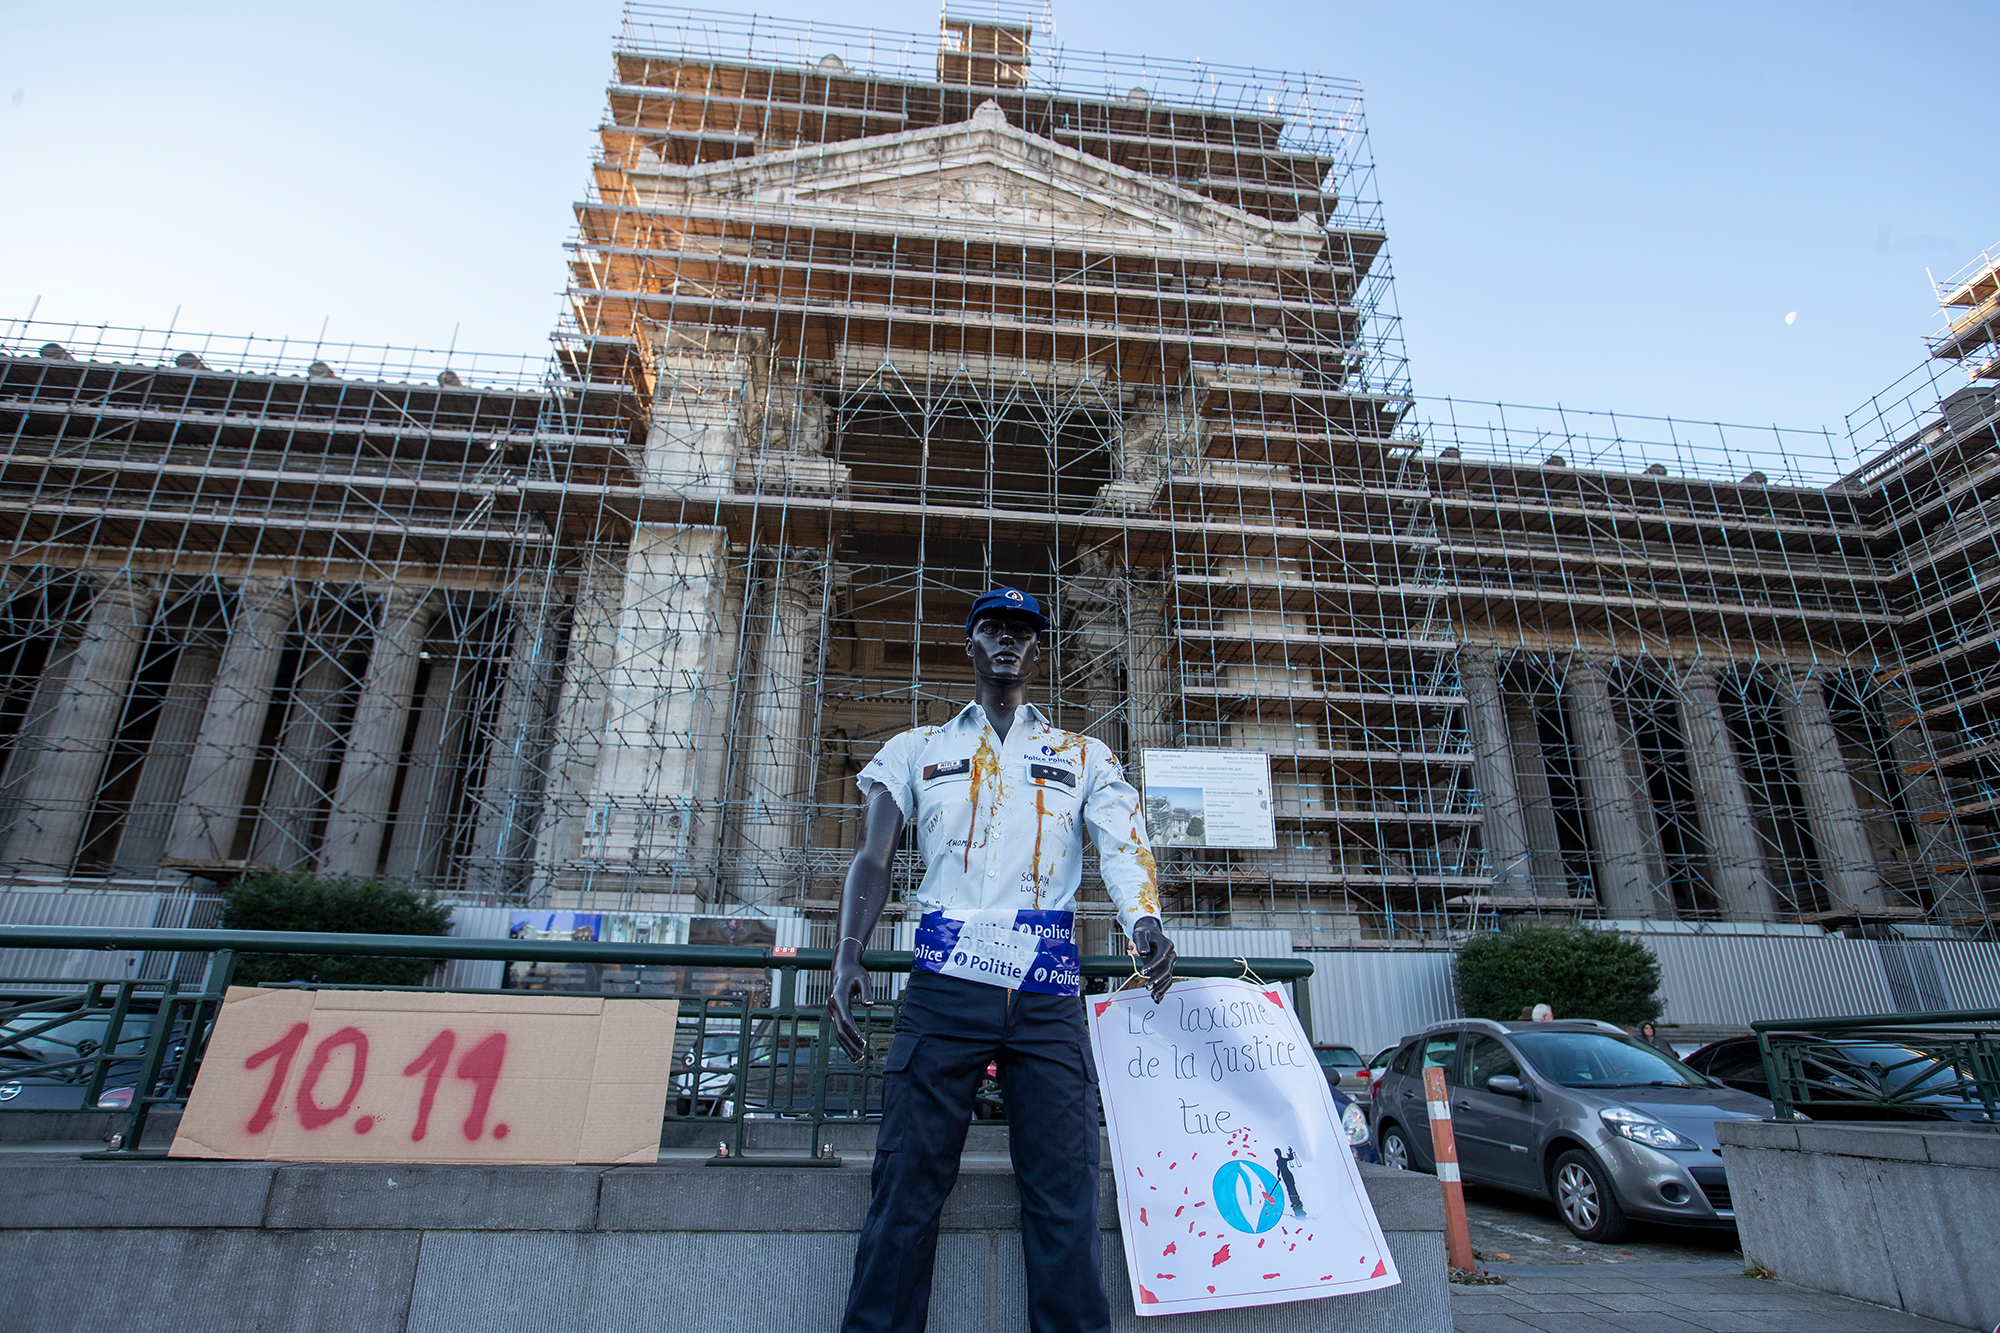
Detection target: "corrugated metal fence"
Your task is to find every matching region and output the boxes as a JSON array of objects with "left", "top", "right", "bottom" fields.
[
  {"left": 0, "top": 888, "right": 222, "bottom": 987},
  {"left": 1297, "top": 932, "right": 2000, "bottom": 1051},
  {"left": 1646, "top": 933, "right": 2000, "bottom": 1026},
  {"left": 1300, "top": 949, "right": 1461, "bottom": 1055}
]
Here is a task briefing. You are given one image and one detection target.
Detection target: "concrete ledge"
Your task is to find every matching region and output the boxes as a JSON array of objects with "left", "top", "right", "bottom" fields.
[
  {"left": 1720, "top": 1119, "right": 1999, "bottom": 1331},
  {"left": 265, "top": 1164, "right": 607, "bottom": 1231},
  {"left": 1719, "top": 1117, "right": 2000, "bottom": 1168},
  {"left": 0, "top": 1155, "right": 1446, "bottom": 1333},
  {"left": 0, "top": 1159, "right": 278, "bottom": 1228}
]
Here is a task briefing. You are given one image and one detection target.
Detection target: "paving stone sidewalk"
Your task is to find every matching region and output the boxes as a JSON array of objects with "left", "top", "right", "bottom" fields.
[{"left": 1452, "top": 1259, "right": 1975, "bottom": 1333}]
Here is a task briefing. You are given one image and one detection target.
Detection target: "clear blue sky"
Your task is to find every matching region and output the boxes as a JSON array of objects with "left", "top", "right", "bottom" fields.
[{"left": 3, "top": 1, "right": 1993, "bottom": 439}]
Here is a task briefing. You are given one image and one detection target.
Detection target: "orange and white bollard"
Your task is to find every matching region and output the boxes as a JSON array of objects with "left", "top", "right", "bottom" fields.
[{"left": 1422, "top": 1065, "right": 1475, "bottom": 1274}]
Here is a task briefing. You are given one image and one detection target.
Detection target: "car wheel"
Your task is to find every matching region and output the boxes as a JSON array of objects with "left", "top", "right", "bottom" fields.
[
  {"left": 1377, "top": 1121, "right": 1421, "bottom": 1173},
  {"left": 1550, "top": 1149, "right": 1628, "bottom": 1243}
]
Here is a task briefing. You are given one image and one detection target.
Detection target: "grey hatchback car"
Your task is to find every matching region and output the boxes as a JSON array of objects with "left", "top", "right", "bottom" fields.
[{"left": 1369, "top": 1019, "right": 1772, "bottom": 1242}]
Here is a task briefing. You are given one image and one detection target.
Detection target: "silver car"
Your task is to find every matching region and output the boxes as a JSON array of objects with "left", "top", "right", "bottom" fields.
[{"left": 1368, "top": 1018, "right": 1772, "bottom": 1242}]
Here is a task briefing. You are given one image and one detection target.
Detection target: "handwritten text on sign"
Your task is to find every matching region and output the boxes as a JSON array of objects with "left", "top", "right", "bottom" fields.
[
  {"left": 1087, "top": 979, "right": 1400, "bottom": 1316},
  {"left": 171, "top": 987, "right": 678, "bottom": 1164}
]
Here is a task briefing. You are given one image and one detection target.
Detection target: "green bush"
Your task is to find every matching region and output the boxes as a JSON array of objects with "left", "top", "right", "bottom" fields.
[
  {"left": 1454, "top": 923, "right": 1662, "bottom": 1025},
  {"left": 220, "top": 872, "right": 455, "bottom": 987}
]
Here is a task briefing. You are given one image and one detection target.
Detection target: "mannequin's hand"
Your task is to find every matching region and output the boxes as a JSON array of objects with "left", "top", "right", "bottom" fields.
[
  {"left": 1130, "top": 916, "right": 1177, "bottom": 1004},
  {"left": 828, "top": 945, "right": 874, "bottom": 1063}
]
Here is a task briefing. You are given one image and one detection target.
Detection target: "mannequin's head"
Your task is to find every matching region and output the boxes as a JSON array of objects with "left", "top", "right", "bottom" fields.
[
  {"left": 963, "top": 587, "right": 1049, "bottom": 692},
  {"left": 966, "top": 611, "right": 1042, "bottom": 685}
]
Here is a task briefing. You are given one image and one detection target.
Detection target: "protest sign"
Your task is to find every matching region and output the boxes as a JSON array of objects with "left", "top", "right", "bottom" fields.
[
  {"left": 1087, "top": 978, "right": 1399, "bottom": 1315},
  {"left": 171, "top": 987, "right": 678, "bottom": 1164}
]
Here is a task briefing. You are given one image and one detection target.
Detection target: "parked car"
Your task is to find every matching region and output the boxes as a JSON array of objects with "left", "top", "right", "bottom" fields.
[
  {"left": 1683, "top": 1035, "right": 1994, "bottom": 1122},
  {"left": 0, "top": 1008, "right": 183, "bottom": 1111},
  {"left": 1312, "top": 1043, "right": 1369, "bottom": 1093},
  {"left": 1361, "top": 1044, "right": 1397, "bottom": 1097},
  {"left": 1368, "top": 1018, "right": 1771, "bottom": 1242},
  {"left": 1331, "top": 1083, "right": 1378, "bottom": 1164}
]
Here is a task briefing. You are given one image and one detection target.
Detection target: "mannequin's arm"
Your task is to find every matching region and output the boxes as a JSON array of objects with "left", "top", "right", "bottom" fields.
[{"left": 828, "top": 787, "right": 905, "bottom": 1062}]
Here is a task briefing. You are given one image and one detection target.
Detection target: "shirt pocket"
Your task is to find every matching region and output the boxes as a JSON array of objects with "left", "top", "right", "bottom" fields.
[
  {"left": 921, "top": 757, "right": 975, "bottom": 790},
  {"left": 1024, "top": 761, "right": 1084, "bottom": 808}
]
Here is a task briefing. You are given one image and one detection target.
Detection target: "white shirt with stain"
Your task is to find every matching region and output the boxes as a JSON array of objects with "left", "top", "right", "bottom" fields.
[{"left": 856, "top": 701, "right": 1162, "bottom": 935}]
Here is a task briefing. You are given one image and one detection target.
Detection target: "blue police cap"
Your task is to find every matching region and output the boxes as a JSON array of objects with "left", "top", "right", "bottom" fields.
[{"left": 965, "top": 587, "right": 1050, "bottom": 635}]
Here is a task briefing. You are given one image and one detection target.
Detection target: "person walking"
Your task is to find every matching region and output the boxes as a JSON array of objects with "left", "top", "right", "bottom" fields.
[{"left": 1637, "top": 1021, "right": 1676, "bottom": 1057}]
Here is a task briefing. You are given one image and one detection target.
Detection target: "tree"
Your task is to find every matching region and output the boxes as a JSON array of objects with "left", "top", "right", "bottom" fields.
[
  {"left": 220, "top": 872, "right": 455, "bottom": 987},
  {"left": 1454, "top": 923, "right": 1662, "bottom": 1025}
]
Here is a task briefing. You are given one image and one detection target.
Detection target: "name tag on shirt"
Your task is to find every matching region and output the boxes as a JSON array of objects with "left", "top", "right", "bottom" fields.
[
  {"left": 938, "top": 915, "right": 1045, "bottom": 989},
  {"left": 923, "top": 758, "right": 972, "bottom": 781},
  {"left": 1027, "top": 762, "right": 1076, "bottom": 788}
]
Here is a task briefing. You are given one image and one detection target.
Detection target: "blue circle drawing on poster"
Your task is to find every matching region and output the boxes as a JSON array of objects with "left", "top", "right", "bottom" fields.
[{"left": 1212, "top": 1160, "right": 1284, "bottom": 1234}]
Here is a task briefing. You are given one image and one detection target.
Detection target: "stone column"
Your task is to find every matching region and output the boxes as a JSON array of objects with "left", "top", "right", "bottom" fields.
[
  {"left": 117, "top": 640, "right": 222, "bottom": 873},
  {"left": 9, "top": 576, "right": 158, "bottom": 873},
  {"left": 584, "top": 525, "right": 736, "bottom": 877},
  {"left": 1781, "top": 671, "right": 1880, "bottom": 910},
  {"left": 381, "top": 645, "right": 469, "bottom": 885},
  {"left": 1565, "top": 658, "right": 1665, "bottom": 917},
  {"left": 464, "top": 601, "right": 562, "bottom": 899},
  {"left": 318, "top": 586, "right": 434, "bottom": 877},
  {"left": 1125, "top": 570, "right": 1178, "bottom": 756},
  {"left": 525, "top": 562, "right": 625, "bottom": 902},
  {"left": 1458, "top": 647, "right": 1530, "bottom": 893},
  {"left": 251, "top": 642, "right": 349, "bottom": 870},
  {"left": 1505, "top": 698, "right": 1568, "bottom": 886},
  {"left": 732, "top": 552, "right": 819, "bottom": 906},
  {"left": 691, "top": 561, "right": 750, "bottom": 896},
  {"left": 165, "top": 579, "right": 295, "bottom": 868},
  {"left": 1677, "top": 662, "right": 1776, "bottom": 919}
]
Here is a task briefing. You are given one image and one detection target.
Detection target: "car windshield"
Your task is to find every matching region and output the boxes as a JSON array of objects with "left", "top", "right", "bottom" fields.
[
  {"left": 1834, "top": 1043, "right": 1975, "bottom": 1096},
  {"left": 0, "top": 1014, "right": 128, "bottom": 1062},
  {"left": 1316, "top": 1047, "right": 1364, "bottom": 1071},
  {"left": 1510, "top": 1030, "right": 1713, "bottom": 1089}
]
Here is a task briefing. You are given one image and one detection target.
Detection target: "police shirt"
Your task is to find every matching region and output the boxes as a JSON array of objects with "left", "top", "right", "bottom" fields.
[{"left": 856, "top": 701, "right": 1162, "bottom": 996}]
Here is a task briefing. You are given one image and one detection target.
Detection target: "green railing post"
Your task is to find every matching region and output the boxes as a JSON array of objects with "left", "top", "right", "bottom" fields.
[
  {"left": 109, "top": 978, "right": 180, "bottom": 1156},
  {"left": 84, "top": 978, "right": 136, "bottom": 1111}
]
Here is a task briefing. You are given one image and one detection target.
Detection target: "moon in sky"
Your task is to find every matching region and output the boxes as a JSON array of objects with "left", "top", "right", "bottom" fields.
[{"left": 1785, "top": 312, "right": 1797, "bottom": 324}]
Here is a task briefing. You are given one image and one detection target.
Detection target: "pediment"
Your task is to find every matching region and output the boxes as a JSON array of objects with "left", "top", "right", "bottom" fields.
[{"left": 626, "top": 101, "right": 1324, "bottom": 265}]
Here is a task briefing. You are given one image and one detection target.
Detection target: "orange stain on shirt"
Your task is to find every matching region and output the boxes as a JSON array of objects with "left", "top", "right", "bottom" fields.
[
  {"left": 964, "top": 733, "right": 1003, "bottom": 871},
  {"left": 1031, "top": 788, "right": 1047, "bottom": 907},
  {"left": 1132, "top": 836, "right": 1161, "bottom": 917}
]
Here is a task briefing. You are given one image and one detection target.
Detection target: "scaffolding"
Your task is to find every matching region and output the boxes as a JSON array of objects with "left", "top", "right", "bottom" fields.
[
  {"left": 540, "top": 3, "right": 1434, "bottom": 950},
  {"left": 0, "top": 10, "right": 1994, "bottom": 947}
]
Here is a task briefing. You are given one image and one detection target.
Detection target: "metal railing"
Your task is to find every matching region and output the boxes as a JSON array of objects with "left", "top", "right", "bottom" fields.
[
  {"left": 1752, "top": 1008, "right": 2000, "bottom": 1123},
  {"left": 0, "top": 926, "right": 1311, "bottom": 1162}
]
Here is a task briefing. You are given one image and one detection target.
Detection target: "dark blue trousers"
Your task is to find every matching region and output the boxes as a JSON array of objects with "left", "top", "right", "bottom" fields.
[{"left": 841, "top": 969, "right": 1110, "bottom": 1333}]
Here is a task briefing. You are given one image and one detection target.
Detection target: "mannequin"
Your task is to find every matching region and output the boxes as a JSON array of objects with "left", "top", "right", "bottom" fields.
[{"left": 831, "top": 586, "right": 1175, "bottom": 1333}]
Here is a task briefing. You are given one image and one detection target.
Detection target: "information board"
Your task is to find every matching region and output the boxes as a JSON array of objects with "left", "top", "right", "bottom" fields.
[
  {"left": 1141, "top": 749, "right": 1278, "bottom": 849},
  {"left": 1087, "top": 978, "right": 1400, "bottom": 1315}
]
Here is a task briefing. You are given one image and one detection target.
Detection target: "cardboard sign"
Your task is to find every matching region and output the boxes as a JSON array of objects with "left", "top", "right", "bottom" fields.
[
  {"left": 1087, "top": 978, "right": 1400, "bottom": 1315},
  {"left": 170, "top": 987, "right": 678, "bottom": 1165}
]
